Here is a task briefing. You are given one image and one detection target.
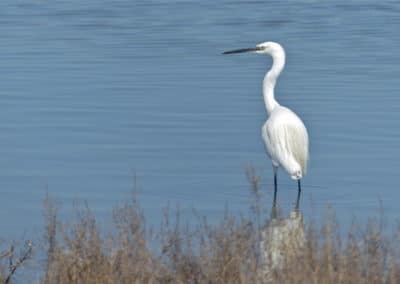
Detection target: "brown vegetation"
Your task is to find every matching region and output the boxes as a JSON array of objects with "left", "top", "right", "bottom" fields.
[
  {"left": 4, "top": 173, "right": 400, "bottom": 283},
  {"left": 0, "top": 241, "right": 32, "bottom": 284}
]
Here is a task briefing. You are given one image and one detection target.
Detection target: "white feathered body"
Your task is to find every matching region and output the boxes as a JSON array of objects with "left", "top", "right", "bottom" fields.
[
  {"left": 262, "top": 105, "right": 309, "bottom": 180},
  {"left": 223, "top": 41, "right": 309, "bottom": 181}
]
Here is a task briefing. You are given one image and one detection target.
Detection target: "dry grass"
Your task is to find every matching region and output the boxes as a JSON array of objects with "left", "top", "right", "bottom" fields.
[
  {"left": 4, "top": 172, "right": 400, "bottom": 283},
  {"left": 0, "top": 241, "right": 32, "bottom": 284}
]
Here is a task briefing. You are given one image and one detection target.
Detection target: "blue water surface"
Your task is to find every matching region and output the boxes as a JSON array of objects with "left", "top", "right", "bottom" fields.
[{"left": 0, "top": 0, "right": 399, "bottom": 244}]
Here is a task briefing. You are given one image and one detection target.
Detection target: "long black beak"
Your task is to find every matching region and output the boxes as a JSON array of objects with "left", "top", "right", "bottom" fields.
[{"left": 223, "top": 47, "right": 260, "bottom": 55}]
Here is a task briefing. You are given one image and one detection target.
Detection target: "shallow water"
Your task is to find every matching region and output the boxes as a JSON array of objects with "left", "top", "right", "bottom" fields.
[{"left": 0, "top": 0, "right": 400, "bottom": 241}]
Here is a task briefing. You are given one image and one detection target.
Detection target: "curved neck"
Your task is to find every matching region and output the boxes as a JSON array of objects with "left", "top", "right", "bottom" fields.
[{"left": 263, "top": 52, "right": 285, "bottom": 115}]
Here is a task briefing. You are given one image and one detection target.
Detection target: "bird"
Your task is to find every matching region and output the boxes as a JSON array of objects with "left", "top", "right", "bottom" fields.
[{"left": 223, "top": 41, "right": 309, "bottom": 203}]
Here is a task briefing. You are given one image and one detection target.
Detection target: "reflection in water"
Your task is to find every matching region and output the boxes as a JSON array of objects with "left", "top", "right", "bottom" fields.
[{"left": 260, "top": 191, "right": 306, "bottom": 280}]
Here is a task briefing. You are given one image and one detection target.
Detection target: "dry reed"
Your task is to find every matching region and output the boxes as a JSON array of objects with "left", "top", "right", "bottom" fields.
[{"left": 4, "top": 172, "right": 400, "bottom": 283}]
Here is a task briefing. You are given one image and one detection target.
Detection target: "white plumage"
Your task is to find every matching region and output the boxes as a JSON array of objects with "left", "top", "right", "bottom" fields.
[
  {"left": 262, "top": 106, "right": 308, "bottom": 180},
  {"left": 224, "top": 41, "right": 309, "bottom": 195}
]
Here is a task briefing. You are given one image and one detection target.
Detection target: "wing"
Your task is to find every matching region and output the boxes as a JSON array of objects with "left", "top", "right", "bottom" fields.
[{"left": 262, "top": 106, "right": 309, "bottom": 178}]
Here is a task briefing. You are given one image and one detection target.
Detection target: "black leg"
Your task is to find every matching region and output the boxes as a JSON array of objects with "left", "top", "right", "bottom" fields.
[
  {"left": 297, "top": 179, "right": 301, "bottom": 194},
  {"left": 295, "top": 179, "right": 302, "bottom": 210},
  {"left": 271, "top": 168, "right": 278, "bottom": 219},
  {"left": 273, "top": 171, "right": 277, "bottom": 203},
  {"left": 273, "top": 174, "right": 277, "bottom": 209},
  {"left": 271, "top": 185, "right": 278, "bottom": 219}
]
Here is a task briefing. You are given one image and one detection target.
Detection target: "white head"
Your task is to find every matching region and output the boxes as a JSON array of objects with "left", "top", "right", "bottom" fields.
[
  {"left": 255, "top": 41, "right": 285, "bottom": 58},
  {"left": 223, "top": 41, "right": 286, "bottom": 79},
  {"left": 223, "top": 41, "right": 285, "bottom": 59}
]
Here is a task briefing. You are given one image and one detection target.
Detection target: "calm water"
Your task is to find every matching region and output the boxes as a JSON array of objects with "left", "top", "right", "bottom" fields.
[{"left": 0, "top": 0, "right": 400, "bottom": 240}]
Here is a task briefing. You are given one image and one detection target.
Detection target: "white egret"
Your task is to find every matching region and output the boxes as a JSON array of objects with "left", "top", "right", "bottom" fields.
[{"left": 223, "top": 41, "right": 309, "bottom": 200}]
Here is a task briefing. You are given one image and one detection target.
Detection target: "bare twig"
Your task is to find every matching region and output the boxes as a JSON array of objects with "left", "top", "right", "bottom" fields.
[{"left": 4, "top": 241, "right": 32, "bottom": 284}]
